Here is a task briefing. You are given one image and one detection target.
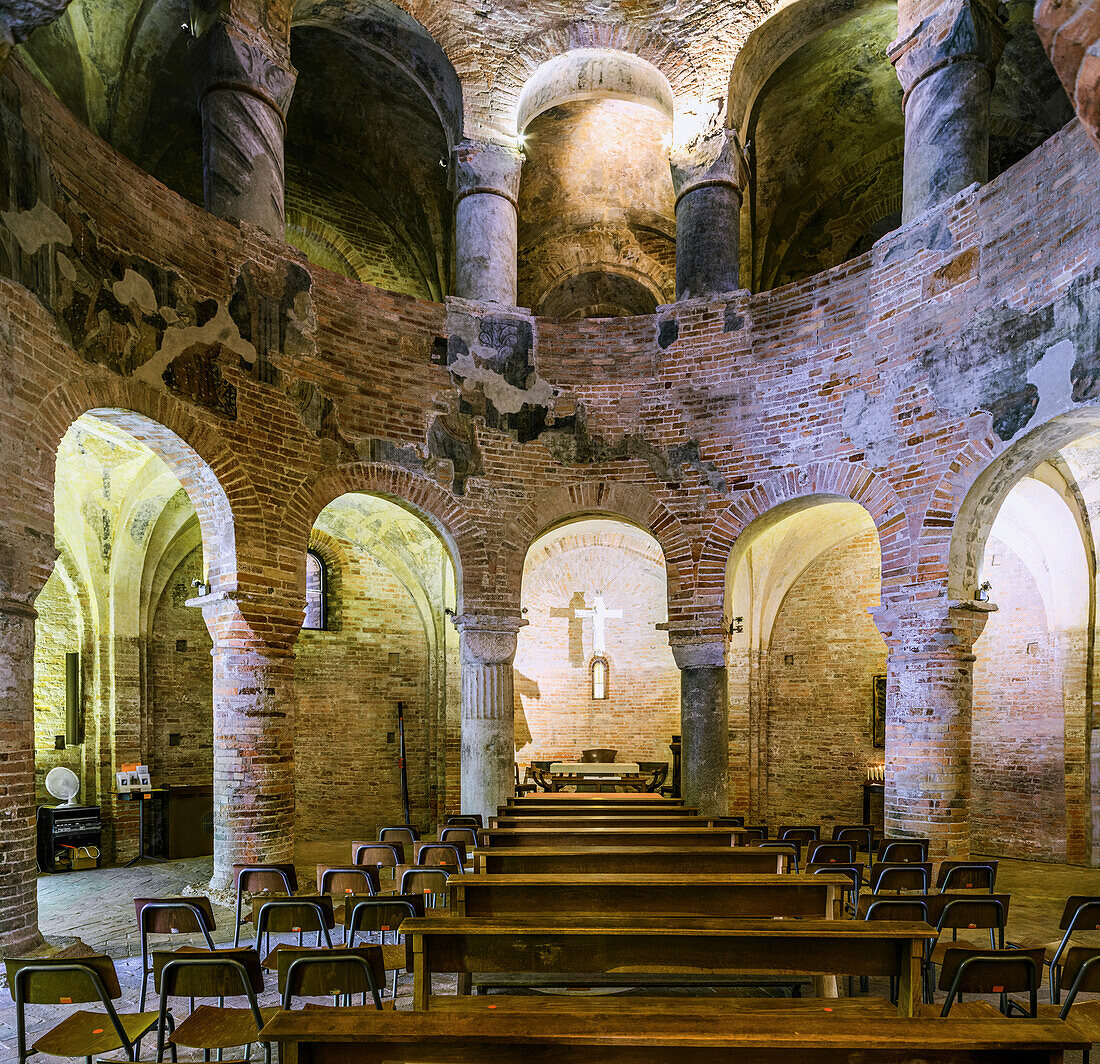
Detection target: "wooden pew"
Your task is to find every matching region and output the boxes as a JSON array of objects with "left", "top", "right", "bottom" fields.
[
  {"left": 449, "top": 873, "right": 847, "bottom": 919},
  {"left": 473, "top": 846, "right": 787, "bottom": 875},
  {"left": 478, "top": 826, "right": 743, "bottom": 848},
  {"left": 261, "top": 1006, "right": 1089, "bottom": 1063},
  {"left": 402, "top": 914, "right": 932, "bottom": 1014},
  {"left": 488, "top": 815, "right": 716, "bottom": 829}
]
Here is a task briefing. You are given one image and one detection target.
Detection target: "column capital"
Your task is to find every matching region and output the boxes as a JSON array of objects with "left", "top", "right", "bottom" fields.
[
  {"left": 453, "top": 139, "right": 524, "bottom": 209},
  {"left": 658, "top": 622, "right": 729, "bottom": 669},
  {"left": 871, "top": 596, "right": 996, "bottom": 655},
  {"left": 888, "top": 0, "right": 1008, "bottom": 100},
  {"left": 451, "top": 612, "right": 528, "bottom": 665},
  {"left": 669, "top": 127, "right": 750, "bottom": 207},
  {"left": 188, "top": 20, "right": 297, "bottom": 128}
]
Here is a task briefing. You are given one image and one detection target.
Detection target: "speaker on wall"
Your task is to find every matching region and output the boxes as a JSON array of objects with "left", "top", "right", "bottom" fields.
[{"left": 64, "top": 651, "right": 82, "bottom": 745}]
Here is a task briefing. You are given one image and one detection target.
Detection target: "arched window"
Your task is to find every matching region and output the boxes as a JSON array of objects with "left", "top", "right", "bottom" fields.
[
  {"left": 591, "top": 655, "right": 609, "bottom": 700},
  {"left": 303, "top": 550, "right": 327, "bottom": 630}
]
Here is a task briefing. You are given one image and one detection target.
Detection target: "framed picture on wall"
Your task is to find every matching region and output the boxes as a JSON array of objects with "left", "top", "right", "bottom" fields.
[{"left": 872, "top": 674, "right": 887, "bottom": 748}]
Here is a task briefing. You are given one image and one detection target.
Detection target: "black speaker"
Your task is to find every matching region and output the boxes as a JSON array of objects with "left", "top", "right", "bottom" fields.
[{"left": 64, "top": 652, "right": 82, "bottom": 745}]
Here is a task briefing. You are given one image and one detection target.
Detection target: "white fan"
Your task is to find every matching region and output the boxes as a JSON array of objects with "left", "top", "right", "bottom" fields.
[{"left": 45, "top": 766, "right": 80, "bottom": 807}]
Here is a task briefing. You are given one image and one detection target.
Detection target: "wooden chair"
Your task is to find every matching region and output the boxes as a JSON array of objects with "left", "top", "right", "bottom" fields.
[
  {"left": 1036, "top": 946, "right": 1100, "bottom": 1061},
  {"left": 401, "top": 868, "right": 450, "bottom": 907},
  {"left": 857, "top": 896, "right": 933, "bottom": 1002},
  {"left": 353, "top": 841, "right": 403, "bottom": 871},
  {"left": 806, "top": 841, "right": 855, "bottom": 865},
  {"left": 755, "top": 839, "right": 800, "bottom": 871},
  {"left": 276, "top": 946, "right": 387, "bottom": 1010},
  {"left": 1033, "top": 895, "right": 1100, "bottom": 1003},
  {"left": 440, "top": 826, "right": 478, "bottom": 854},
  {"left": 929, "top": 895, "right": 1011, "bottom": 989},
  {"left": 5, "top": 954, "right": 159, "bottom": 1064},
  {"left": 133, "top": 897, "right": 217, "bottom": 1010},
  {"left": 153, "top": 947, "right": 276, "bottom": 1063},
  {"left": 868, "top": 862, "right": 932, "bottom": 894},
  {"left": 254, "top": 896, "right": 336, "bottom": 957},
  {"left": 232, "top": 863, "right": 298, "bottom": 947},
  {"left": 345, "top": 896, "right": 424, "bottom": 997},
  {"left": 778, "top": 825, "right": 820, "bottom": 845},
  {"left": 876, "top": 838, "right": 929, "bottom": 864},
  {"left": 416, "top": 843, "right": 466, "bottom": 874},
  {"left": 739, "top": 825, "right": 767, "bottom": 842},
  {"left": 938, "top": 947, "right": 1043, "bottom": 1017},
  {"left": 936, "top": 860, "right": 998, "bottom": 893},
  {"left": 318, "top": 865, "right": 379, "bottom": 898},
  {"left": 808, "top": 861, "right": 863, "bottom": 912},
  {"left": 444, "top": 814, "right": 483, "bottom": 828},
  {"left": 379, "top": 826, "right": 419, "bottom": 859},
  {"left": 712, "top": 816, "right": 744, "bottom": 828},
  {"left": 832, "top": 825, "right": 874, "bottom": 854}
]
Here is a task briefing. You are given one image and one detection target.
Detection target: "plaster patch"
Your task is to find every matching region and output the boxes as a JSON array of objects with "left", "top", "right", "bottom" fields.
[
  {"left": 841, "top": 384, "right": 901, "bottom": 466},
  {"left": 450, "top": 352, "right": 555, "bottom": 415},
  {"left": 1025, "top": 339, "right": 1077, "bottom": 435},
  {"left": 112, "top": 269, "right": 158, "bottom": 316},
  {"left": 135, "top": 302, "right": 257, "bottom": 389},
  {"left": 0, "top": 200, "right": 72, "bottom": 254}
]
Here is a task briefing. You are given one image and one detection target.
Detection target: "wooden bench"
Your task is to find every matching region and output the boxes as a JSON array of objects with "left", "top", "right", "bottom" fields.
[
  {"left": 488, "top": 815, "right": 717, "bottom": 829},
  {"left": 473, "top": 846, "right": 787, "bottom": 875},
  {"left": 402, "top": 915, "right": 933, "bottom": 1014},
  {"left": 261, "top": 1006, "right": 1089, "bottom": 1063},
  {"left": 478, "top": 826, "right": 743, "bottom": 848},
  {"left": 449, "top": 873, "right": 847, "bottom": 919}
]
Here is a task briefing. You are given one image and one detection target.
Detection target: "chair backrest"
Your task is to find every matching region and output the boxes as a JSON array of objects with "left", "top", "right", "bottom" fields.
[
  {"left": 445, "top": 814, "right": 483, "bottom": 828},
  {"left": 939, "top": 948, "right": 1043, "bottom": 1016},
  {"left": 416, "top": 843, "right": 464, "bottom": 872},
  {"left": 740, "top": 826, "right": 767, "bottom": 843},
  {"left": 5, "top": 955, "right": 121, "bottom": 1004},
  {"left": 234, "top": 863, "right": 298, "bottom": 894},
  {"left": 934, "top": 895, "right": 1010, "bottom": 940},
  {"left": 154, "top": 948, "right": 264, "bottom": 998},
  {"left": 255, "top": 896, "right": 336, "bottom": 934},
  {"left": 1059, "top": 895, "right": 1100, "bottom": 931},
  {"left": 876, "top": 838, "right": 929, "bottom": 863},
  {"left": 712, "top": 816, "right": 744, "bottom": 828},
  {"left": 318, "top": 865, "right": 379, "bottom": 897},
  {"left": 1058, "top": 947, "right": 1100, "bottom": 1014},
  {"left": 808, "top": 861, "right": 864, "bottom": 895},
  {"left": 345, "top": 896, "right": 423, "bottom": 937},
  {"left": 353, "top": 842, "right": 402, "bottom": 868},
  {"left": 754, "top": 840, "right": 799, "bottom": 871},
  {"left": 379, "top": 825, "right": 419, "bottom": 849},
  {"left": 858, "top": 896, "right": 931, "bottom": 923},
  {"left": 870, "top": 862, "right": 931, "bottom": 893},
  {"left": 778, "top": 826, "right": 820, "bottom": 844},
  {"left": 936, "top": 860, "right": 998, "bottom": 892},
  {"left": 806, "top": 841, "right": 855, "bottom": 865},
  {"left": 134, "top": 896, "right": 217, "bottom": 935},
  {"left": 401, "top": 868, "right": 450, "bottom": 896},
  {"left": 581, "top": 748, "right": 617, "bottom": 763},
  {"left": 440, "top": 827, "right": 478, "bottom": 849},
  {"left": 277, "top": 946, "right": 385, "bottom": 1008},
  {"left": 832, "top": 825, "right": 873, "bottom": 852}
]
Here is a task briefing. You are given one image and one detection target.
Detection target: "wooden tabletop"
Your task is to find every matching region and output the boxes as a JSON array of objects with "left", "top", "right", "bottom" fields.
[
  {"left": 474, "top": 846, "right": 787, "bottom": 875},
  {"left": 488, "top": 815, "right": 717, "bottom": 828},
  {"left": 479, "top": 827, "right": 743, "bottom": 847},
  {"left": 508, "top": 793, "right": 682, "bottom": 802},
  {"left": 404, "top": 915, "right": 930, "bottom": 935}
]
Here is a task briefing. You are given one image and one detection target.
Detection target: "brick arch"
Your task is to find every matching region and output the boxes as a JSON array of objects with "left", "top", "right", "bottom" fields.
[
  {"left": 20, "top": 376, "right": 257, "bottom": 599},
  {"left": 499, "top": 481, "right": 695, "bottom": 620},
  {"left": 697, "top": 461, "right": 913, "bottom": 617},
  {"left": 283, "top": 462, "right": 484, "bottom": 609}
]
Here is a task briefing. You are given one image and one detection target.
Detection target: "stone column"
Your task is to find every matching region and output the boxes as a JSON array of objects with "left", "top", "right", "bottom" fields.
[
  {"left": 665, "top": 629, "right": 730, "bottom": 816},
  {"left": 452, "top": 614, "right": 527, "bottom": 824},
  {"left": 188, "top": 22, "right": 296, "bottom": 239},
  {"left": 669, "top": 128, "right": 749, "bottom": 300},
  {"left": 889, "top": 0, "right": 1007, "bottom": 222},
  {"left": 872, "top": 598, "right": 995, "bottom": 860},
  {"left": 0, "top": 597, "right": 43, "bottom": 955},
  {"left": 197, "top": 591, "right": 299, "bottom": 890},
  {"left": 453, "top": 139, "right": 524, "bottom": 305}
]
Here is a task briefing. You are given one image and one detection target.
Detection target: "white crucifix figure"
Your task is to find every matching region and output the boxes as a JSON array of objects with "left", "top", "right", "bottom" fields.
[{"left": 575, "top": 594, "right": 623, "bottom": 655}]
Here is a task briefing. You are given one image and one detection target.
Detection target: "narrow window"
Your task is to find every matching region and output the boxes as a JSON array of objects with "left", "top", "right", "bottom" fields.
[
  {"left": 304, "top": 550, "right": 326, "bottom": 630},
  {"left": 591, "top": 656, "right": 609, "bottom": 700}
]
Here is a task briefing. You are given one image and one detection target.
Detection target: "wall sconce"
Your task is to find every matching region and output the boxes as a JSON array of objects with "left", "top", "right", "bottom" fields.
[
  {"left": 730, "top": 616, "right": 743, "bottom": 634},
  {"left": 190, "top": 578, "right": 210, "bottom": 597},
  {"left": 975, "top": 581, "right": 992, "bottom": 602}
]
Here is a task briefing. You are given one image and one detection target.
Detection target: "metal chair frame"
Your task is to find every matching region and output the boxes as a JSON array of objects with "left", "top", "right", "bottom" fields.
[
  {"left": 233, "top": 865, "right": 296, "bottom": 947},
  {"left": 416, "top": 843, "right": 466, "bottom": 874},
  {"left": 281, "top": 951, "right": 384, "bottom": 1010},
  {"left": 940, "top": 951, "right": 1039, "bottom": 1018},
  {"left": 936, "top": 860, "right": 998, "bottom": 894},
  {"left": 1046, "top": 896, "right": 1100, "bottom": 1003},
  {"left": 345, "top": 897, "right": 420, "bottom": 998},
  {"left": 253, "top": 897, "right": 335, "bottom": 957},
  {"left": 755, "top": 840, "right": 799, "bottom": 872},
  {"left": 135, "top": 899, "right": 216, "bottom": 1011}
]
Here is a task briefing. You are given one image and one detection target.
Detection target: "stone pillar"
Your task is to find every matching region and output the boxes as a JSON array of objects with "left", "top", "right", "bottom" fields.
[
  {"left": 665, "top": 629, "right": 730, "bottom": 816},
  {"left": 198, "top": 592, "right": 299, "bottom": 890},
  {"left": 872, "top": 598, "right": 995, "bottom": 860},
  {"left": 669, "top": 128, "right": 749, "bottom": 300},
  {"left": 188, "top": 22, "right": 296, "bottom": 239},
  {"left": 453, "top": 139, "right": 524, "bottom": 305},
  {"left": 0, "top": 597, "right": 43, "bottom": 955},
  {"left": 889, "top": 0, "right": 1007, "bottom": 222},
  {"left": 452, "top": 614, "right": 527, "bottom": 824}
]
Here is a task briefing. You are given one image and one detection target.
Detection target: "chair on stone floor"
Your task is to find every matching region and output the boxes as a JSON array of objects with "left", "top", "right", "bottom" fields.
[
  {"left": 353, "top": 841, "right": 403, "bottom": 873},
  {"left": 876, "top": 838, "right": 929, "bottom": 864},
  {"left": 832, "top": 825, "right": 874, "bottom": 855},
  {"left": 857, "top": 895, "right": 933, "bottom": 1002},
  {"left": 1035, "top": 947, "right": 1100, "bottom": 1061},
  {"left": 778, "top": 825, "right": 820, "bottom": 845},
  {"left": 345, "top": 896, "right": 424, "bottom": 998},
  {"left": 379, "top": 826, "right": 419, "bottom": 860},
  {"left": 133, "top": 897, "right": 217, "bottom": 1010},
  {"left": 317, "top": 864, "right": 379, "bottom": 899},
  {"left": 753, "top": 839, "right": 800, "bottom": 872},
  {"left": 936, "top": 859, "right": 998, "bottom": 893},
  {"left": 416, "top": 842, "right": 466, "bottom": 874},
  {"left": 153, "top": 947, "right": 276, "bottom": 1063},
  {"left": 440, "top": 826, "right": 478, "bottom": 854},
  {"left": 1018, "top": 895, "right": 1100, "bottom": 1003},
  {"left": 400, "top": 868, "right": 450, "bottom": 908},
  {"left": 808, "top": 861, "right": 863, "bottom": 913},
  {"left": 232, "top": 863, "right": 298, "bottom": 947},
  {"left": 928, "top": 895, "right": 1012, "bottom": 990},
  {"left": 277, "top": 945, "right": 388, "bottom": 1010},
  {"left": 713, "top": 816, "right": 744, "bottom": 828},
  {"left": 253, "top": 896, "right": 335, "bottom": 959},
  {"left": 444, "top": 814, "right": 483, "bottom": 828},
  {"left": 739, "top": 825, "right": 768, "bottom": 843},
  {"left": 868, "top": 862, "right": 931, "bottom": 894},
  {"left": 5, "top": 954, "right": 160, "bottom": 1064},
  {"left": 806, "top": 840, "right": 855, "bottom": 866},
  {"left": 938, "top": 947, "right": 1044, "bottom": 1018}
]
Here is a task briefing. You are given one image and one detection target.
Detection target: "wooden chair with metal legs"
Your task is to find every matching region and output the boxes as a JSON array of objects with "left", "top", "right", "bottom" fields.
[
  {"left": 401, "top": 868, "right": 450, "bottom": 908},
  {"left": 277, "top": 946, "right": 388, "bottom": 1010},
  {"left": 876, "top": 838, "right": 930, "bottom": 864},
  {"left": 928, "top": 895, "right": 1011, "bottom": 996},
  {"left": 416, "top": 843, "right": 465, "bottom": 874},
  {"left": 345, "top": 896, "right": 424, "bottom": 998},
  {"left": 153, "top": 948, "right": 276, "bottom": 1063},
  {"left": 808, "top": 861, "right": 863, "bottom": 914},
  {"left": 444, "top": 814, "right": 483, "bottom": 828},
  {"left": 232, "top": 863, "right": 298, "bottom": 947},
  {"left": 440, "top": 827, "right": 478, "bottom": 867},
  {"left": 1033, "top": 947, "right": 1100, "bottom": 1062},
  {"left": 754, "top": 839, "right": 800, "bottom": 872},
  {"left": 936, "top": 860, "right": 998, "bottom": 893},
  {"left": 379, "top": 826, "right": 419, "bottom": 861},
  {"left": 858, "top": 896, "right": 934, "bottom": 1002},
  {"left": 133, "top": 897, "right": 217, "bottom": 1011},
  {"left": 5, "top": 954, "right": 160, "bottom": 1064},
  {"left": 868, "top": 862, "right": 932, "bottom": 894},
  {"left": 778, "top": 825, "right": 820, "bottom": 846},
  {"left": 806, "top": 841, "right": 855, "bottom": 866},
  {"left": 253, "top": 896, "right": 336, "bottom": 959},
  {"left": 938, "top": 947, "right": 1044, "bottom": 1017},
  {"left": 1033, "top": 896, "right": 1100, "bottom": 1004},
  {"left": 832, "top": 825, "right": 874, "bottom": 855},
  {"left": 318, "top": 865, "right": 378, "bottom": 897},
  {"left": 739, "top": 825, "right": 767, "bottom": 843},
  {"left": 352, "top": 842, "right": 403, "bottom": 877}
]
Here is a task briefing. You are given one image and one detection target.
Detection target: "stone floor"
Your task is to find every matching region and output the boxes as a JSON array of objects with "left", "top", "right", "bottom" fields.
[{"left": 2, "top": 848, "right": 1099, "bottom": 1062}]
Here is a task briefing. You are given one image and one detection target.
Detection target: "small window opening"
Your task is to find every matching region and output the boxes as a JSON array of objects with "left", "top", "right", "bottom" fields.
[
  {"left": 304, "top": 549, "right": 327, "bottom": 630},
  {"left": 591, "top": 656, "right": 609, "bottom": 700}
]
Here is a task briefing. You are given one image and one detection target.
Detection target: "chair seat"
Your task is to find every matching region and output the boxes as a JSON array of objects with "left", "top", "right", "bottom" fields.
[
  {"left": 1037, "top": 1000, "right": 1100, "bottom": 1041},
  {"left": 34, "top": 1008, "right": 160, "bottom": 1057},
  {"left": 171, "top": 1004, "right": 280, "bottom": 1049}
]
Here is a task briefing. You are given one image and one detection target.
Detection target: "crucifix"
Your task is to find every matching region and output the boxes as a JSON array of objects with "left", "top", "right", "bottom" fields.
[{"left": 575, "top": 594, "right": 623, "bottom": 655}]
